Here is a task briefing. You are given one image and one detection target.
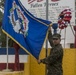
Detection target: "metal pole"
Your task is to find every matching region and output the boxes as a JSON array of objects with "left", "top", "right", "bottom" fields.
[
  {"left": 2, "top": 35, "right": 12, "bottom": 72},
  {"left": 6, "top": 35, "right": 9, "bottom": 69},
  {"left": 45, "top": 0, "right": 49, "bottom": 75},
  {"left": 69, "top": 24, "right": 75, "bottom": 36},
  {"left": 46, "top": 0, "right": 48, "bottom": 58},
  {"left": 64, "top": 28, "right": 66, "bottom": 49}
]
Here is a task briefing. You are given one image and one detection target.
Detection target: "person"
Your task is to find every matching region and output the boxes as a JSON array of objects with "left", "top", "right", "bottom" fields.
[{"left": 37, "top": 27, "right": 63, "bottom": 75}]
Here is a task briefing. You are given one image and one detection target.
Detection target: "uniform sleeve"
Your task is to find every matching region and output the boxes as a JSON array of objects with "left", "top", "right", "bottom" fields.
[
  {"left": 40, "top": 47, "right": 63, "bottom": 64},
  {"left": 48, "top": 30, "right": 54, "bottom": 47}
]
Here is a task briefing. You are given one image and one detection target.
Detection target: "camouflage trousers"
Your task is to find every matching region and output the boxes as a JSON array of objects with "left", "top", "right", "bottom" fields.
[{"left": 47, "top": 70, "right": 63, "bottom": 75}]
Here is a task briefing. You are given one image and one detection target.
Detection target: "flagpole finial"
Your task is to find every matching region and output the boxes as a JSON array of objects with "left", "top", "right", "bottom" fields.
[{"left": 52, "top": 23, "right": 58, "bottom": 34}]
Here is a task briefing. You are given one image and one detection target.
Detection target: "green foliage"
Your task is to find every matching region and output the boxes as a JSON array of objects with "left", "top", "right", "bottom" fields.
[
  {"left": 0, "top": 0, "right": 14, "bottom": 47},
  {"left": 0, "top": 0, "right": 4, "bottom": 22},
  {"left": 0, "top": 11, "right": 3, "bottom": 22}
]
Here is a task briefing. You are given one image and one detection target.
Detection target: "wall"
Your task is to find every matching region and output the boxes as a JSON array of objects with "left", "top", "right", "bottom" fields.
[{"left": 24, "top": 48, "right": 76, "bottom": 75}]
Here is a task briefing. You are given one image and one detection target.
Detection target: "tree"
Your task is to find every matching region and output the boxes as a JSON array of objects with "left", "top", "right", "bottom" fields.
[
  {"left": 0, "top": 0, "right": 13, "bottom": 47},
  {"left": 0, "top": 0, "right": 4, "bottom": 22}
]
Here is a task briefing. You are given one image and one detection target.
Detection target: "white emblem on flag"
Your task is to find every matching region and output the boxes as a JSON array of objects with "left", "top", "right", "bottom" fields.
[{"left": 9, "top": 1, "right": 29, "bottom": 37}]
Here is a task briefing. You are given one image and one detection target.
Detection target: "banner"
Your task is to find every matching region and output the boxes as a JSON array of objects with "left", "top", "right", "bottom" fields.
[{"left": 21, "top": 0, "right": 75, "bottom": 44}]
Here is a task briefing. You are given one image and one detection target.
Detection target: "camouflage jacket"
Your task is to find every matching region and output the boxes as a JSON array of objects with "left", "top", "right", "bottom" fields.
[{"left": 41, "top": 31, "right": 63, "bottom": 75}]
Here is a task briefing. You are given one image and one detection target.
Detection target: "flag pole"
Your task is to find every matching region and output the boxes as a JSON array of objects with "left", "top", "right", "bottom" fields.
[
  {"left": 2, "top": 35, "right": 12, "bottom": 72},
  {"left": 46, "top": 0, "right": 48, "bottom": 58},
  {"left": 45, "top": 0, "right": 49, "bottom": 75}
]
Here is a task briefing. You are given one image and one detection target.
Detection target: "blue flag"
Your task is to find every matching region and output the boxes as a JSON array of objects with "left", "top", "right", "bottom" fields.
[{"left": 2, "top": 0, "right": 52, "bottom": 59}]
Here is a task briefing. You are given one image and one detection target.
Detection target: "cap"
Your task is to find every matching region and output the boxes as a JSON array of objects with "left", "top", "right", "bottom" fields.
[{"left": 52, "top": 33, "right": 61, "bottom": 39}]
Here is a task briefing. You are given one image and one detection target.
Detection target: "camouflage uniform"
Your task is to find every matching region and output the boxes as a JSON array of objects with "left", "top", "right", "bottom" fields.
[{"left": 40, "top": 31, "right": 63, "bottom": 75}]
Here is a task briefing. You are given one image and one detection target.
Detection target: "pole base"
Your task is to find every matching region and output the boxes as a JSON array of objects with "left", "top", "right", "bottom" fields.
[{"left": 2, "top": 69, "right": 13, "bottom": 72}]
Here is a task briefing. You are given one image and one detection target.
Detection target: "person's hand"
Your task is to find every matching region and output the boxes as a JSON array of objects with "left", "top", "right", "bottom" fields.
[
  {"left": 48, "top": 26, "right": 51, "bottom": 32},
  {"left": 50, "top": 23, "right": 53, "bottom": 27},
  {"left": 37, "top": 59, "right": 41, "bottom": 64},
  {"left": 48, "top": 23, "right": 52, "bottom": 31}
]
